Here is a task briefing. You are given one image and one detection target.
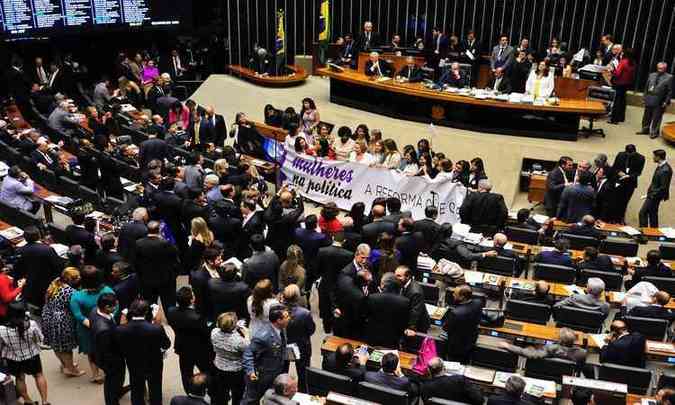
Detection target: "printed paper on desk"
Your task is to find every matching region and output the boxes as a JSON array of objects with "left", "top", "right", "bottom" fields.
[
  {"left": 464, "top": 271, "right": 484, "bottom": 285},
  {"left": 659, "top": 228, "right": 675, "bottom": 239},
  {"left": 443, "top": 361, "right": 465, "bottom": 375},
  {"left": 620, "top": 226, "right": 641, "bottom": 236},
  {"left": 588, "top": 334, "right": 609, "bottom": 349},
  {"left": 532, "top": 214, "right": 549, "bottom": 224},
  {"left": 564, "top": 285, "right": 585, "bottom": 295},
  {"left": 646, "top": 341, "right": 675, "bottom": 353},
  {"left": 465, "top": 50, "right": 475, "bottom": 60}
]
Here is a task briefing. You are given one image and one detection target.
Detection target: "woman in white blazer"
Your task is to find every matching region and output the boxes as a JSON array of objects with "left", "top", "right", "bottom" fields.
[{"left": 525, "top": 61, "right": 555, "bottom": 98}]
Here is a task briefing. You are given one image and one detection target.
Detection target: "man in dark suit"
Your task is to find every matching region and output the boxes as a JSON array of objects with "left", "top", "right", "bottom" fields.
[
  {"left": 354, "top": 21, "right": 381, "bottom": 54},
  {"left": 169, "top": 373, "right": 210, "bottom": 405},
  {"left": 96, "top": 233, "right": 124, "bottom": 283},
  {"left": 204, "top": 106, "right": 227, "bottom": 146},
  {"left": 486, "top": 67, "right": 512, "bottom": 93},
  {"left": 362, "top": 273, "right": 409, "bottom": 348},
  {"left": 117, "top": 208, "right": 149, "bottom": 262},
  {"left": 413, "top": 205, "right": 442, "bottom": 253},
  {"left": 132, "top": 221, "right": 181, "bottom": 314},
  {"left": 111, "top": 261, "right": 139, "bottom": 313},
  {"left": 116, "top": 299, "right": 171, "bottom": 405},
  {"left": 627, "top": 250, "right": 674, "bottom": 288},
  {"left": 557, "top": 171, "right": 596, "bottom": 223},
  {"left": 421, "top": 357, "right": 484, "bottom": 404},
  {"left": 208, "top": 201, "right": 242, "bottom": 260},
  {"left": 510, "top": 280, "right": 556, "bottom": 307},
  {"left": 364, "top": 353, "right": 413, "bottom": 394},
  {"left": 566, "top": 215, "right": 604, "bottom": 239},
  {"left": 629, "top": 291, "right": 675, "bottom": 322},
  {"left": 383, "top": 197, "right": 404, "bottom": 225},
  {"left": 340, "top": 244, "right": 371, "bottom": 280},
  {"left": 364, "top": 52, "right": 392, "bottom": 77},
  {"left": 612, "top": 144, "right": 645, "bottom": 223},
  {"left": 544, "top": 156, "right": 574, "bottom": 217},
  {"left": 238, "top": 199, "right": 265, "bottom": 259},
  {"left": 90, "top": 293, "right": 126, "bottom": 405},
  {"left": 486, "top": 375, "right": 528, "bottom": 405},
  {"left": 577, "top": 246, "right": 614, "bottom": 273},
  {"left": 459, "top": 179, "right": 508, "bottom": 235},
  {"left": 153, "top": 177, "right": 187, "bottom": 256},
  {"left": 396, "top": 57, "right": 424, "bottom": 83},
  {"left": 427, "top": 27, "right": 449, "bottom": 58},
  {"left": 139, "top": 132, "right": 169, "bottom": 171},
  {"left": 187, "top": 111, "right": 213, "bottom": 152},
  {"left": 430, "top": 224, "right": 497, "bottom": 269},
  {"left": 395, "top": 266, "right": 431, "bottom": 334},
  {"left": 337, "top": 34, "right": 356, "bottom": 68},
  {"left": 166, "top": 287, "right": 213, "bottom": 394},
  {"left": 639, "top": 149, "right": 672, "bottom": 227},
  {"left": 283, "top": 286, "right": 316, "bottom": 393},
  {"left": 13, "top": 226, "right": 63, "bottom": 310},
  {"left": 189, "top": 247, "right": 219, "bottom": 315},
  {"left": 490, "top": 35, "right": 515, "bottom": 73},
  {"left": 395, "top": 218, "right": 425, "bottom": 274},
  {"left": 242, "top": 306, "right": 291, "bottom": 405},
  {"left": 439, "top": 62, "right": 470, "bottom": 88},
  {"left": 31, "top": 138, "right": 60, "bottom": 173},
  {"left": 600, "top": 320, "right": 646, "bottom": 367},
  {"left": 207, "top": 263, "right": 250, "bottom": 321},
  {"left": 334, "top": 269, "right": 374, "bottom": 339},
  {"left": 294, "top": 214, "right": 331, "bottom": 290},
  {"left": 66, "top": 213, "right": 99, "bottom": 264},
  {"left": 462, "top": 30, "right": 480, "bottom": 85},
  {"left": 492, "top": 233, "right": 525, "bottom": 277},
  {"left": 180, "top": 189, "right": 209, "bottom": 232},
  {"left": 361, "top": 205, "right": 396, "bottom": 247},
  {"left": 442, "top": 285, "right": 484, "bottom": 363},
  {"left": 242, "top": 234, "right": 280, "bottom": 291},
  {"left": 534, "top": 238, "right": 574, "bottom": 268},
  {"left": 316, "top": 233, "right": 354, "bottom": 333}
]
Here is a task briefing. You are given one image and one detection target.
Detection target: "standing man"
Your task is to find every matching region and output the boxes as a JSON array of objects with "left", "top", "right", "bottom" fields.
[
  {"left": 242, "top": 306, "right": 291, "bottom": 405},
  {"left": 90, "top": 293, "right": 126, "bottom": 405},
  {"left": 612, "top": 145, "right": 645, "bottom": 223},
  {"left": 204, "top": 106, "right": 227, "bottom": 147},
  {"left": 490, "top": 34, "right": 515, "bottom": 74},
  {"left": 544, "top": 156, "right": 574, "bottom": 217},
  {"left": 442, "top": 285, "right": 484, "bottom": 363},
  {"left": 462, "top": 30, "right": 480, "bottom": 85},
  {"left": 637, "top": 62, "right": 672, "bottom": 139},
  {"left": 316, "top": 233, "right": 353, "bottom": 333},
  {"left": 639, "top": 149, "right": 672, "bottom": 228},
  {"left": 355, "top": 21, "right": 380, "bottom": 54},
  {"left": 395, "top": 266, "right": 431, "bottom": 335}
]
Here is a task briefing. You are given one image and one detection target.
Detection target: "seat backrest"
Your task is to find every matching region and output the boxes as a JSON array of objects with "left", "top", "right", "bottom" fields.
[
  {"left": 624, "top": 316, "right": 669, "bottom": 341},
  {"left": 505, "top": 299, "right": 552, "bottom": 325},
  {"left": 57, "top": 175, "right": 80, "bottom": 197},
  {"left": 419, "top": 281, "right": 440, "bottom": 305},
  {"left": 79, "top": 185, "right": 100, "bottom": 207},
  {"left": 14, "top": 209, "right": 43, "bottom": 231},
  {"left": 469, "top": 344, "right": 518, "bottom": 372},
  {"left": 578, "top": 269, "right": 624, "bottom": 292},
  {"left": 427, "top": 398, "right": 472, "bottom": 405},
  {"left": 555, "top": 305, "right": 604, "bottom": 333},
  {"left": 505, "top": 226, "right": 539, "bottom": 245},
  {"left": 659, "top": 243, "right": 675, "bottom": 261},
  {"left": 478, "top": 256, "right": 516, "bottom": 276},
  {"left": 47, "top": 222, "right": 69, "bottom": 245},
  {"left": 525, "top": 357, "right": 577, "bottom": 383},
  {"left": 643, "top": 277, "right": 675, "bottom": 296},
  {"left": 534, "top": 263, "right": 577, "bottom": 284},
  {"left": 600, "top": 237, "right": 638, "bottom": 257},
  {"left": 306, "top": 367, "right": 353, "bottom": 396},
  {"left": 658, "top": 369, "right": 675, "bottom": 389},
  {"left": 357, "top": 381, "right": 408, "bottom": 405},
  {"left": 560, "top": 233, "right": 600, "bottom": 250},
  {"left": 599, "top": 363, "right": 652, "bottom": 395}
]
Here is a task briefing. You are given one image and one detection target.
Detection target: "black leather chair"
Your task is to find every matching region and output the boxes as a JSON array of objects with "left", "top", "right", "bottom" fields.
[
  {"left": 6, "top": 147, "right": 22, "bottom": 166},
  {"left": 47, "top": 222, "right": 69, "bottom": 245},
  {"left": 357, "top": 381, "right": 409, "bottom": 405},
  {"left": 600, "top": 237, "right": 638, "bottom": 257},
  {"left": 505, "top": 299, "right": 551, "bottom": 325},
  {"left": 624, "top": 315, "right": 669, "bottom": 341},
  {"left": 477, "top": 256, "right": 516, "bottom": 277},
  {"left": 533, "top": 263, "right": 576, "bottom": 284},
  {"left": 657, "top": 369, "right": 675, "bottom": 390},
  {"left": 599, "top": 363, "right": 652, "bottom": 394},
  {"left": 659, "top": 243, "right": 675, "bottom": 261},
  {"left": 306, "top": 367, "right": 353, "bottom": 396},
  {"left": 560, "top": 233, "right": 600, "bottom": 250},
  {"left": 524, "top": 357, "right": 577, "bottom": 383},
  {"left": 469, "top": 344, "right": 518, "bottom": 372},
  {"left": 57, "top": 175, "right": 79, "bottom": 197},
  {"left": 578, "top": 269, "right": 624, "bottom": 292},
  {"left": 643, "top": 276, "right": 675, "bottom": 296},
  {"left": 79, "top": 185, "right": 100, "bottom": 208},
  {"left": 427, "top": 398, "right": 472, "bottom": 405},
  {"left": 0, "top": 199, "right": 19, "bottom": 223},
  {"left": 554, "top": 306, "right": 605, "bottom": 333},
  {"left": 14, "top": 209, "right": 43, "bottom": 230},
  {"left": 505, "top": 226, "right": 539, "bottom": 245},
  {"left": 34, "top": 168, "right": 58, "bottom": 191},
  {"left": 419, "top": 281, "right": 440, "bottom": 305}
]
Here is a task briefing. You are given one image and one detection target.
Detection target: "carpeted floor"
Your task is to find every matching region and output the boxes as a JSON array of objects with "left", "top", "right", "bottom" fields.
[{"left": 191, "top": 74, "right": 674, "bottom": 227}]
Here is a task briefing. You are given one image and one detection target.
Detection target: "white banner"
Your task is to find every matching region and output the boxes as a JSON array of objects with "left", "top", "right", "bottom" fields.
[{"left": 279, "top": 148, "right": 467, "bottom": 224}]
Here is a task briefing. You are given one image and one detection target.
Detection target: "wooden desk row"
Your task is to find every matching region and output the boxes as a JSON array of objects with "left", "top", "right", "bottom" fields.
[{"left": 228, "top": 64, "right": 309, "bottom": 87}]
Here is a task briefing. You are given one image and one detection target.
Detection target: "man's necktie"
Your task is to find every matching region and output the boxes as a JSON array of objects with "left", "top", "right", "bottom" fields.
[{"left": 499, "top": 47, "right": 504, "bottom": 59}]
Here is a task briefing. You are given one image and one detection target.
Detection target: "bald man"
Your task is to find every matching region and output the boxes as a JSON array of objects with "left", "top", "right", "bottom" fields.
[
  {"left": 204, "top": 106, "right": 227, "bottom": 146},
  {"left": 600, "top": 320, "right": 646, "bottom": 367},
  {"left": 365, "top": 52, "right": 392, "bottom": 77},
  {"left": 361, "top": 204, "right": 396, "bottom": 246},
  {"left": 397, "top": 57, "right": 423, "bottom": 83},
  {"left": 638, "top": 62, "right": 673, "bottom": 138}
]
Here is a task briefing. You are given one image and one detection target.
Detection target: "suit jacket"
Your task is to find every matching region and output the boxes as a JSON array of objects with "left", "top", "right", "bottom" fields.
[
  {"left": 443, "top": 298, "right": 484, "bottom": 361},
  {"left": 632, "top": 263, "right": 674, "bottom": 284},
  {"left": 322, "top": 352, "right": 366, "bottom": 391},
  {"left": 554, "top": 293, "right": 610, "bottom": 318},
  {"left": 294, "top": 228, "right": 331, "bottom": 272},
  {"left": 187, "top": 119, "right": 214, "bottom": 147},
  {"left": 459, "top": 192, "right": 508, "bottom": 230},
  {"left": 612, "top": 151, "right": 645, "bottom": 190},
  {"left": 490, "top": 45, "right": 515, "bottom": 71},
  {"left": 600, "top": 332, "right": 646, "bottom": 367},
  {"left": 118, "top": 221, "right": 148, "bottom": 261},
  {"left": 90, "top": 311, "right": 123, "bottom": 371},
  {"left": 395, "top": 232, "right": 425, "bottom": 273},
  {"left": 166, "top": 306, "right": 211, "bottom": 359},
  {"left": 365, "top": 60, "right": 393, "bottom": 77},
  {"left": 643, "top": 72, "right": 673, "bottom": 107},
  {"left": 239, "top": 211, "right": 265, "bottom": 258},
  {"left": 242, "top": 322, "right": 287, "bottom": 376},
  {"left": 487, "top": 393, "right": 533, "bottom": 405},
  {"left": 65, "top": 225, "right": 98, "bottom": 264},
  {"left": 170, "top": 395, "right": 209, "bottom": 405},
  {"left": 112, "top": 274, "right": 140, "bottom": 311},
  {"left": 133, "top": 236, "right": 180, "bottom": 287},
  {"left": 629, "top": 305, "right": 675, "bottom": 322},
  {"left": 427, "top": 33, "right": 450, "bottom": 58},
  {"left": 557, "top": 184, "right": 596, "bottom": 223},
  {"left": 355, "top": 31, "right": 381, "bottom": 53},
  {"left": 647, "top": 162, "right": 672, "bottom": 201},
  {"left": 397, "top": 66, "right": 424, "bottom": 83},
  {"left": 13, "top": 242, "right": 62, "bottom": 309},
  {"left": 30, "top": 150, "right": 59, "bottom": 172},
  {"left": 154, "top": 191, "right": 186, "bottom": 246},
  {"left": 440, "top": 69, "right": 469, "bottom": 88},
  {"left": 544, "top": 167, "right": 570, "bottom": 214},
  {"left": 206, "top": 278, "right": 250, "bottom": 321},
  {"left": 578, "top": 255, "right": 614, "bottom": 273},
  {"left": 286, "top": 304, "right": 315, "bottom": 358},
  {"left": 461, "top": 38, "right": 480, "bottom": 63},
  {"left": 361, "top": 220, "right": 396, "bottom": 247},
  {"left": 139, "top": 138, "right": 169, "bottom": 170},
  {"left": 421, "top": 374, "right": 484, "bottom": 404},
  {"left": 95, "top": 249, "right": 123, "bottom": 282},
  {"left": 116, "top": 319, "right": 171, "bottom": 370},
  {"left": 364, "top": 371, "right": 411, "bottom": 393},
  {"left": 413, "top": 218, "right": 441, "bottom": 253},
  {"left": 363, "top": 291, "right": 410, "bottom": 348},
  {"left": 334, "top": 273, "right": 370, "bottom": 339},
  {"left": 204, "top": 114, "right": 227, "bottom": 146},
  {"left": 566, "top": 223, "right": 603, "bottom": 240},
  {"left": 402, "top": 280, "right": 431, "bottom": 333},
  {"left": 243, "top": 249, "right": 280, "bottom": 290},
  {"left": 534, "top": 250, "right": 574, "bottom": 268},
  {"left": 316, "top": 245, "right": 354, "bottom": 318},
  {"left": 487, "top": 75, "right": 513, "bottom": 93}
]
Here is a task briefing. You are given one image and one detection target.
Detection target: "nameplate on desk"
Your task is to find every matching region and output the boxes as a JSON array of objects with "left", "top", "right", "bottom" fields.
[
  {"left": 646, "top": 341, "right": 675, "bottom": 354},
  {"left": 502, "top": 321, "right": 525, "bottom": 331},
  {"left": 562, "top": 376, "right": 627, "bottom": 393}
]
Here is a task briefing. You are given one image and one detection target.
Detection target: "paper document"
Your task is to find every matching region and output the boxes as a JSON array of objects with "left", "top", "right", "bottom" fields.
[
  {"left": 464, "top": 271, "right": 484, "bottom": 285},
  {"left": 659, "top": 228, "right": 675, "bottom": 239},
  {"left": 465, "top": 50, "right": 475, "bottom": 60},
  {"left": 443, "top": 361, "right": 465, "bottom": 376},
  {"left": 620, "top": 226, "right": 641, "bottom": 236},
  {"left": 0, "top": 227, "right": 24, "bottom": 240},
  {"left": 646, "top": 341, "right": 675, "bottom": 353},
  {"left": 532, "top": 214, "right": 549, "bottom": 224},
  {"left": 464, "top": 366, "right": 495, "bottom": 382},
  {"left": 588, "top": 333, "right": 609, "bottom": 349}
]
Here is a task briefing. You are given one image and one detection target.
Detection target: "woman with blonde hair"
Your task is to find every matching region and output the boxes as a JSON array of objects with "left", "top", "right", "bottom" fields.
[
  {"left": 279, "top": 245, "right": 306, "bottom": 294},
  {"left": 211, "top": 312, "right": 249, "bottom": 405},
  {"left": 246, "top": 279, "right": 279, "bottom": 334},
  {"left": 42, "top": 267, "right": 85, "bottom": 377},
  {"left": 187, "top": 217, "right": 214, "bottom": 273}
]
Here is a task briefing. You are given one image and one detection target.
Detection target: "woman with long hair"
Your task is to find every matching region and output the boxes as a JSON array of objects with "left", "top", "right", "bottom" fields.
[
  {"left": 401, "top": 147, "right": 419, "bottom": 175},
  {"left": 609, "top": 48, "right": 636, "bottom": 124},
  {"left": 468, "top": 157, "right": 488, "bottom": 190},
  {"left": 279, "top": 245, "right": 307, "bottom": 299},
  {"left": 381, "top": 138, "right": 402, "bottom": 169},
  {"left": 69, "top": 265, "right": 115, "bottom": 382},
  {"left": 168, "top": 100, "right": 190, "bottom": 129},
  {"left": 264, "top": 104, "right": 282, "bottom": 127},
  {"left": 526, "top": 60, "right": 555, "bottom": 99},
  {"left": 300, "top": 98, "right": 321, "bottom": 142},
  {"left": 246, "top": 279, "right": 279, "bottom": 334},
  {"left": 369, "top": 232, "right": 401, "bottom": 282},
  {"left": 0, "top": 260, "right": 24, "bottom": 320},
  {"left": 42, "top": 268, "right": 85, "bottom": 377},
  {"left": 211, "top": 312, "right": 249, "bottom": 405},
  {"left": 187, "top": 217, "right": 214, "bottom": 274},
  {"left": 453, "top": 160, "right": 471, "bottom": 187},
  {"left": 416, "top": 152, "right": 438, "bottom": 179},
  {"left": 369, "top": 139, "right": 385, "bottom": 166},
  {"left": 294, "top": 136, "right": 315, "bottom": 156},
  {"left": 349, "top": 140, "right": 374, "bottom": 165},
  {"left": 353, "top": 124, "right": 370, "bottom": 143},
  {"left": 0, "top": 302, "right": 49, "bottom": 404},
  {"left": 346, "top": 202, "right": 369, "bottom": 234}
]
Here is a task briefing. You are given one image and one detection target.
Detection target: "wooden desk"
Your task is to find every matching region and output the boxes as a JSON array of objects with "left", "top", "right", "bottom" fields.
[
  {"left": 663, "top": 122, "right": 675, "bottom": 144},
  {"left": 356, "top": 52, "right": 426, "bottom": 75},
  {"left": 528, "top": 174, "right": 547, "bottom": 204},
  {"left": 318, "top": 67, "right": 606, "bottom": 141},
  {"left": 253, "top": 121, "right": 288, "bottom": 142},
  {"left": 554, "top": 77, "right": 600, "bottom": 100},
  {"left": 321, "top": 336, "right": 417, "bottom": 371},
  {"left": 4, "top": 104, "right": 31, "bottom": 129},
  {"left": 228, "top": 64, "right": 309, "bottom": 87}
]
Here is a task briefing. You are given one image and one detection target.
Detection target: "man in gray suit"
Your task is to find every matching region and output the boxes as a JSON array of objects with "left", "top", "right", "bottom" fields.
[
  {"left": 47, "top": 100, "right": 80, "bottom": 135},
  {"left": 554, "top": 277, "right": 610, "bottom": 319},
  {"left": 490, "top": 35, "right": 515, "bottom": 73},
  {"left": 243, "top": 306, "right": 290, "bottom": 405},
  {"left": 639, "top": 149, "right": 673, "bottom": 227},
  {"left": 637, "top": 62, "right": 672, "bottom": 139}
]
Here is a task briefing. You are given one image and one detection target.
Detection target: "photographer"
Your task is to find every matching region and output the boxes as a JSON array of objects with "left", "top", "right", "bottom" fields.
[
  {"left": 263, "top": 186, "right": 304, "bottom": 261},
  {"left": 0, "top": 165, "right": 39, "bottom": 213}
]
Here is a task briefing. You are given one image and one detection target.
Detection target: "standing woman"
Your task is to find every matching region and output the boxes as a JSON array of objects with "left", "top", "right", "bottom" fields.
[
  {"left": 42, "top": 268, "right": 85, "bottom": 377},
  {"left": 381, "top": 139, "right": 402, "bottom": 169},
  {"left": 279, "top": 245, "right": 307, "bottom": 306},
  {"left": 186, "top": 217, "right": 214, "bottom": 274},
  {"left": 319, "top": 202, "right": 344, "bottom": 236},
  {"left": 0, "top": 302, "right": 49, "bottom": 405},
  {"left": 369, "top": 139, "right": 385, "bottom": 166},
  {"left": 300, "top": 98, "right": 321, "bottom": 144},
  {"left": 0, "top": 261, "right": 24, "bottom": 321},
  {"left": 468, "top": 157, "right": 488, "bottom": 190},
  {"left": 211, "top": 312, "right": 249, "bottom": 405},
  {"left": 246, "top": 279, "right": 279, "bottom": 335},
  {"left": 353, "top": 124, "right": 370, "bottom": 144},
  {"left": 609, "top": 48, "right": 636, "bottom": 124},
  {"left": 69, "top": 265, "right": 115, "bottom": 383}
]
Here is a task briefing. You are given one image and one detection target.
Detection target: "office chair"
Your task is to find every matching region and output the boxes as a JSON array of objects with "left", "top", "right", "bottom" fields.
[
  {"left": 47, "top": 222, "right": 69, "bottom": 245},
  {"left": 659, "top": 243, "right": 675, "bottom": 261},
  {"left": 657, "top": 369, "right": 675, "bottom": 390},
  {"left": 505, "top": 226, "right": 539, "bottom": 245},
  {"left": 504, "top": 299, "right": 552, "bottom": 325},
  {"left": 34, "top": 168, "right": 58, "bottom": 191},
  {"left": 477, "top": 256, "right": 517, "bottom": 277},
  {"left": 554, "top": 306, "right": 605, "bottom": 333},
  {"left": 580, "top": 86, "right": 615, "bottom": 138},
  {"left": 533, "top": 263, "right": 577, "bottom": 284},
  {"left": 57, "top": 176, "right": 80, "bottom": 197},
  {"left": 559, "top": 233, "right": 600, "bottom": 250},
  {"left": 469, "top": 344, "right": 518, "bottom": 372},
  {"left": 14, "top": 209, "right": 43, "bottom": 231},
  {"left": 525, "top": 357, "right": 577, "bottom": 383},
  {"left": 357, "top": 382, "right": 409, "bottom": 405},
  {"left": 79, "top": 185, "right": 100, "bottom": 208},
  {"left": 643, "top": 277, "right": 675, "bottom": 296},
  {"left": 624, "top": 316, "right": 669, "bottom": 341},
  {"left": 600, "top": 237, "right": 638, "bottom": 257},
  {"left": 306, "top": 367, "right": 353, "bottom": 396},
  {"left": 599, "top": 363, "right": 651, "bottom": 395},
  {"left": 578, "top": 269, "right": 624, "bottom": 292}
]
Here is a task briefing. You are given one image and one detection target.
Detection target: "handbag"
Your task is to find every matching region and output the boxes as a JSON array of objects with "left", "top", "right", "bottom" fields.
[{"left": 411, "top": 336, "right": 438, "bottom": 375}]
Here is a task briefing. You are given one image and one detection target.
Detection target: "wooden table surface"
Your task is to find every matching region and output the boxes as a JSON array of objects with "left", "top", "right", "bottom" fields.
[
  {"left": 321, "top": 335, "right": 417, "bottom": 370},
  {"left": 663, "top": 121, "right": 675, "bottom": 143},
  {"left": 229, "top": 64, "right": 309, "bottom": 86}
]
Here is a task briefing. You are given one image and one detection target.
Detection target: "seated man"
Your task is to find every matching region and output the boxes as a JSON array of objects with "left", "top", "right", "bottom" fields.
[
  {"left": 565, "top": 215, "right": 604, "bottom": 240},
  {"left": 431, "top": 223, "right": 497, "bottom": 269},
  {"left": 534, "top": 238, "right": 574, "bottom": 267},
  {"left": 492, "top": 233, "right": 525, "bottom": 277},
  {"left": 510, "top": 280, "right": 555, "bottom": 307},
  {"left": 514, "top": 208, "right": 541, "bottom": 231},
  {"left": 364, "top": 352, "right": 414, "bottom": 394},
  {"left": 421, "top": 357, "right": 484, "bottom": 404},
  {"left": 169, "top": 373, "right": 209, "bottom": 405},
  {"left": 627, "top": 250, "right": 674, "bottom": 289},
  {"left": 31, "top": 137, "right": 60, "bottom": 172},
  {"left": 499, "top": 327, "right": 587, "bottom": 365},
  {"left": 322, "top": 343, "right": 366, "bottom": 391},
  {"left": 554, "top": 277, "right": 610, "bottom": 319},
  {"left": 486, "top": 67, "right": 512, "bottom": 93},
  {"left": 0, "top": 165, "right": 37, "bottom": 212},
  {"left": 487, "top": 375, "right": 528, "bottom": 405},
  {"left": 439, "top": 62, "right": 469, "bottom": 88},
  {"left": 578, "top": 246, "right": 614, "bottom": 273},
  {"left": 600, "top": 320, "right": 646, "bottom": 368},
  {"left": 628, "top": 290, "right": 675, "bottom": 322},
  {"left": 336, "top": 34, "right": 356, "bottom": 68},
  {"left": 396, "top": 56, "right": 424, "bottom": 83},
  {"left": 364, "top": 52, "right": 392, "bottom": 78},
  {"left": 262, "top": 374, "right": 298, "bottom": 405}
]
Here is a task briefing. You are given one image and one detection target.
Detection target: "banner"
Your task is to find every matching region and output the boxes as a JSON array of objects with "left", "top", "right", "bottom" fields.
[{"left": 279, "top": 148, "right": 467, "bottom": 224}]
